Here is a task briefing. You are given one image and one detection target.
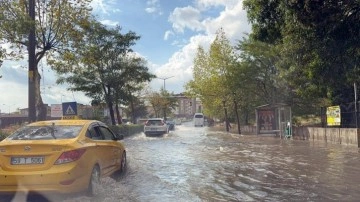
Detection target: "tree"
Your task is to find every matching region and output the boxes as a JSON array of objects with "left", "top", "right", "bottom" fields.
[
  {"left": 112, "top": 56, "right": 156, "bottom": 124},
  {"left": 54, "top": 21, "right": 154, "bottom": 125},
  {"left": 186, "top": 29, "right": 236, "bottom": 115},
  {"left": 243, "top": 0, "right": 360, "bottom": 106},
  {"left": 148, "top": 91, "right": 165, "bottom": 118},
  {"left": 0, "top": 48, "right": 3, "bottom": 78},
  {"left": 147, "top": 89, "right": 178, "bottom": 119},
  {"left": 284, "top": 0, "right": 360, "bottom": 104},
  {"left": 123, "top": 95, "right": 148, "bottom": 124},
  {"left": 243, "top": 0, "right": 285, "bottom": 44},
  {"left": 0, "top": 0, "right": 92, "bottom": 121}
]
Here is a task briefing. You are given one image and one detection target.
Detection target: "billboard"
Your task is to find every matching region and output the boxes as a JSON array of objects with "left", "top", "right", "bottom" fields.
[
  {"left": 258, "top": 109, "right": 276, "bottom": 132},
  {"left": 327, "top": 105, "right": 341, "bottom": 126},
  {"left": 51, "top": 104, "right": 62, "bottom": 118}
]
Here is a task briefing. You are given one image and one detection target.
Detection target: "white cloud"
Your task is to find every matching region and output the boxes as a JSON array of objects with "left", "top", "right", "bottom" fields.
[
  {"left": 91, "top": 0, "right": 108, "bottom": 14},
  {"left": 164, "top": 30, "right": 174, "bottom": 40},
  {"left": 100, "top": 19, "right": 119, "bottom": 27},
  {"left": 145, "top": 0, "right": 162, "bottom": 15},
  {"left": 150, "top": 34, "right": 214, "bottom": 93},
  {"left": 91, "top": 0, "right": 121, "bottom": 15},
  {"left": 168, "top": 1, "right": 250, "bottom": 39},
  {"left": 202, "top": 1, "right": 251, "bottom": 42},
  {"left": 195, "top": 0, "right": 239, "bottom": 9},
  {"left": 168, "top": 6, "right": 204, "bottom": 33},
  {"left": 157, "top": 1, "right": 250, "bottom": 93}
]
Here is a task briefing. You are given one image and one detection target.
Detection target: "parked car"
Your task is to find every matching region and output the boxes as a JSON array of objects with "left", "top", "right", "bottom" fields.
[
  {"left": 144, "top": 118, "right": 168, "bottom": 136},
  {"left": 0, "top": 119, "right": 126, "bottom": 197},
  {"left": 166, "top": 120, "right": 175, "bottom": 131}
]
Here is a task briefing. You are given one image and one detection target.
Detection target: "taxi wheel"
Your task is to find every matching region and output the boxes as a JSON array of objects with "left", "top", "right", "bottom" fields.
[
  {"left": 111, "top": 152, "right": 127, "bottom": 181},
  {"left": 87, "top": 165, "right": 101, "bottom": 197}
]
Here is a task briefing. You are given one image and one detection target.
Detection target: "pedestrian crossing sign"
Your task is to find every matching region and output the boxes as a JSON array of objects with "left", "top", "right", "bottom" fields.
[{"left": 62, "top": 102, "right": 77, "bottom": 116}]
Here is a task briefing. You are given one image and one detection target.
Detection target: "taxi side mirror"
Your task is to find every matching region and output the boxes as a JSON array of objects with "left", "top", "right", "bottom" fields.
[{"left": 114, "top": 134, "right": 124, "bottom": 141}]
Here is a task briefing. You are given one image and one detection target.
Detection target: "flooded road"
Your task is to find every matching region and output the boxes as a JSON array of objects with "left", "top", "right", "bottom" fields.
[{"left": 13, "top": 122, "right": 360, "bottom": 201}]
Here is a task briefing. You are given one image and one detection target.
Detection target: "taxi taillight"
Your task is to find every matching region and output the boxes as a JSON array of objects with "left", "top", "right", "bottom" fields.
[{"left": 55, "top": 149, "right": 86, "bottom": 165}]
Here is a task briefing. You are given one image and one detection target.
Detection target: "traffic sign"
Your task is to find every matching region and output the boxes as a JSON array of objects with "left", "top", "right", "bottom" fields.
[{"left": 62, "top": 102, "right": 77, "bottom": 116}]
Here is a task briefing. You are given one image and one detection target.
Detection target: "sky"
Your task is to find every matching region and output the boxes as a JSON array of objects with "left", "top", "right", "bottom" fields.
[{"left": 0, "top": 0, "right": 251, "bottom": 113}]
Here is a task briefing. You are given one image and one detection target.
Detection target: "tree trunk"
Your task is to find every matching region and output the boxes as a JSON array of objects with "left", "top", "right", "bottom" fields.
[
  {"left": 34, "top": 68, "right": 47, "bottom": 121},
  {"left": 115, "top": 104, "right": 122, "bottom": 125},
  {"left": 105, "top": 86, "right": 116, "bottom": 125},
  {"left": 108, "top": 101, "right": 116, "bottom": 125},
  {"left": 130, "top": 97, "right": 135, "bottom": 124}
]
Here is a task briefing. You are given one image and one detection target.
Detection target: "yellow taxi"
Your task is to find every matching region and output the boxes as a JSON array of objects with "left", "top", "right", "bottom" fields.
[{"left": 0, "top": 119, "right": 126, "bottom": 197}]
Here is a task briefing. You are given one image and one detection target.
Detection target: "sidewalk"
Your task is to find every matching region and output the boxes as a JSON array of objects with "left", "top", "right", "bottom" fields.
[{"left": 209, "top": 124, "right": 255, "bottom": 135}]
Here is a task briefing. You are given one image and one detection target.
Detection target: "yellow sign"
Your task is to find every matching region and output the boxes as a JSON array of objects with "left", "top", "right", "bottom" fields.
[{"left": 326, "top": 106, "right": 341, "bottom": 126}]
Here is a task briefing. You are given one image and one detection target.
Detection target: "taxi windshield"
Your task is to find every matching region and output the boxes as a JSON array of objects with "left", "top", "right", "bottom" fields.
[{"left": 7, "top": 125, "right": 83, "bottom": 140}]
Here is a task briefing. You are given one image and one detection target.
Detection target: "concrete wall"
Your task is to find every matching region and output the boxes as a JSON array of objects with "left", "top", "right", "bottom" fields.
[
  {"left": 240, "top": 125, "right": 359, "bottom": 146},
  {"left": 292, "top": 127, "right": 359, "bottom": 146}
]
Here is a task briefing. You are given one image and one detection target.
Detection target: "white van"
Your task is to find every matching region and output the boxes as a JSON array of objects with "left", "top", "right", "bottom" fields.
[{"left": 193, "top": 113, "right": 204, "bottom": 127}]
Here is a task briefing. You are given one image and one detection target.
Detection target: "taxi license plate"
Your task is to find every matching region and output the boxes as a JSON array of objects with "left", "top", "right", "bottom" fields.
[{"left": 11, "top": 157, "right": 44, "bottom": 165}]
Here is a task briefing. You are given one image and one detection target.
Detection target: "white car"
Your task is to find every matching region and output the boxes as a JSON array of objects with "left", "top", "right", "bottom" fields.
[{"left": 144, "top": 118, "right": 168, "bottom": 136}]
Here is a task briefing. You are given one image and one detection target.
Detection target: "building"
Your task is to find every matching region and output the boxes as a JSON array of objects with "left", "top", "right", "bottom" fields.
[{"left": 172, "top": 93, "right": 202, "bottom": 119}]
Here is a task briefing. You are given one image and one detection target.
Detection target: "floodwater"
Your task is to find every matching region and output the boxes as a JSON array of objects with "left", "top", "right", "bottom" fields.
[{"left": 7, "top": 122, "right": 360, "bottom": 201}]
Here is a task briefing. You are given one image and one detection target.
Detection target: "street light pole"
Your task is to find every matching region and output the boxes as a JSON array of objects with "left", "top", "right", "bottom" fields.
[
  {"left": 157, "top": 76, "right": 174, "bottom": 90},
  {"left": 156, "top": 76, "right": 174, "bottom": 121}
]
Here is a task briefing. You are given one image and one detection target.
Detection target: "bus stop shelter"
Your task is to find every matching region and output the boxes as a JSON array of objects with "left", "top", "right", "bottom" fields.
[{"left": 255, "top": 103, "right": 292, "bottom": 138}]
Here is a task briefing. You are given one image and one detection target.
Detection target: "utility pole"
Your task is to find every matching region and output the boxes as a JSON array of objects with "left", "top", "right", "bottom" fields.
[{"left": 28, "top": 0, "right": 36, "bottom": 122}]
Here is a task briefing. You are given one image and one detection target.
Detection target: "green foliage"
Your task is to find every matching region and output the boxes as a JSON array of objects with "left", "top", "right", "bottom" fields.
[
  {"left": 0, "top": 0, "right": 93, "bottom": 120},
  {"left": 243, "top": 0, "right": 285, "bottom": 43},
  {"left": 185, "top": 29, "right": 240, "bottom": 119},
  {"left": 243, "top": 0, "right": 360, "bottom": 107},
  {"left": 109, "top": 124, "right": 144, "bottom": 137},
  {"left": 123, "top": 96, "right": 148, "bottom": 123},
  {"left": 0, "top": 131, "right": 9, "bottom": 141},
  {"left": 147, "top": 90, "right": 178, "bottom": 118},
  {"left": 53, "top": 20, "right": 154, "bottom": 125},
  {"left": 0, "top": 0, "right": 92, "bottom": 63}
]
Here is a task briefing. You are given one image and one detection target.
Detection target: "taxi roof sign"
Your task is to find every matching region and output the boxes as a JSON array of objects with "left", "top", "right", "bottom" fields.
[{"left": 61, "top": 115, "right": 80, "bottom": 120}]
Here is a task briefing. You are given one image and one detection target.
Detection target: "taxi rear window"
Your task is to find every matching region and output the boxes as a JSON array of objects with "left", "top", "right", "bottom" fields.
[{"left": 7, "top": 125, "right": 83, "bottom": 140}]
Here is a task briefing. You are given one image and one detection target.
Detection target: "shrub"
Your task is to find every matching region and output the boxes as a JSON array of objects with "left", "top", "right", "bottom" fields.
[
  {"left": 109, "top": 124, "right": 144, "bottom": 137},
  {"left": 0, "top": 130, "right": 10, "bottom": 141}
]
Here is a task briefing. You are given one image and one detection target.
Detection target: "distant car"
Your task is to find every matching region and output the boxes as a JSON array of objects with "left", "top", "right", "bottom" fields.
[
  {"left": 175, "top": 119, "right": 182, "bottom": 125},
  {"left": 0, "top": 119, "right": 126, "bottom": 197},
  {"left": 144, "top": 118, "right": 169, "bottom": 136},
  {"left": 166, "top": 120, "right": 175, "bottom": 131}
]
